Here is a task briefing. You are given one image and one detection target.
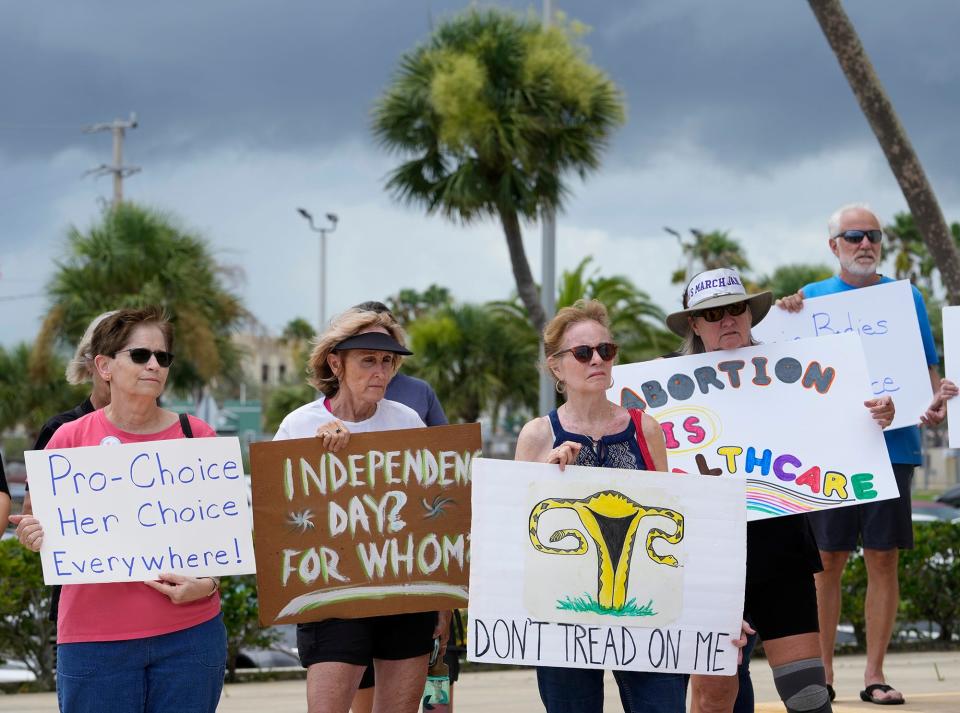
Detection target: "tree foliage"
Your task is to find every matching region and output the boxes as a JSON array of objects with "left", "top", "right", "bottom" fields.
[
  {"left": 756, "top": 264, "right": 834, "bottom": 299},
  {"left": 666, "top": 228, "right": 751, "bottom": 286},
  {"left": 0, "top": 539, "right": 56, "bottom": 690},
  {"left": 373, "top": 8, "right": 625, "bottom": 332},
  {"left": 34, "top": 202, "right": 249, "bottom": 398},
  {"left": 220, "top": 575, "right": 281, "bottom": 682},
  {"left": 386, "top": 285, "right": 453, "bottom": 325},
  {"left": 0, "top": 342, "right": 86, "bottom": 438}
]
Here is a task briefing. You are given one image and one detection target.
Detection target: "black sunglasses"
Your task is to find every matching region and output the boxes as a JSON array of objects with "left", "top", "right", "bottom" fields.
[
  {"left": 695, "top": 301, "right": 749, "bottom": 323},
  {"left": 553, "top": 342, "right": 618, "bottom": 363},
  {"left": 834, "top": 229, "right": 882, "bottom": 244},
  {"left": 114, "top": 348, "right": 175, "bottom": 368}
]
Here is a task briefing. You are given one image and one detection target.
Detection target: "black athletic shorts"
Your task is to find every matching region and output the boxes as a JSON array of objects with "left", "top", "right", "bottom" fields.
[
  {"left": 358, "top": 645, "right": 461, "bottom": 689},
  {"left": 296, "top": 612, "right": 436, "bottom": 667},
  {"left": 807, "top": 463, "right": 915, "bottom": 551},
  {"left": 744, "top": 567, "right": 819, "bottom": 642}
]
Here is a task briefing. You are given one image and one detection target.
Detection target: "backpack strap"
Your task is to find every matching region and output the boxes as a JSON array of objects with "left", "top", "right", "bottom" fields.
[
  {"left": 179, "top": 412, "right": 194, "bottom": 438},
  {"left": 628, "top": 408, "right": 655, "bottom": 471}
]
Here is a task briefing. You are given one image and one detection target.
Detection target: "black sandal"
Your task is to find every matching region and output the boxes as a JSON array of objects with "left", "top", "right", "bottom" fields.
[{"left": 859, "top": 683, "right": 905, "bottom": 705}]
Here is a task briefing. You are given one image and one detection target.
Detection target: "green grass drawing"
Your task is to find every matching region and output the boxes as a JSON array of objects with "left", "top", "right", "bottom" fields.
[{"left": 555, "top": 593, "right": 656, "bottom": 617}]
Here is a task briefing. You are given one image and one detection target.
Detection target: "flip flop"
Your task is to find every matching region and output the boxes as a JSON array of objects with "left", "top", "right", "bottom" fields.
[
  {"left": 827, "top": 684, "right": 835, "bottom": 702},
  {"left": 859, "top": 683, "right": 905, "bottom": 705}
]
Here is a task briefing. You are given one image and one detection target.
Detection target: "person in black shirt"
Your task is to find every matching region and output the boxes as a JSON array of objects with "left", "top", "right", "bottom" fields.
[{"left": 0, "top": 453, "right": 10, "bottom": 533}]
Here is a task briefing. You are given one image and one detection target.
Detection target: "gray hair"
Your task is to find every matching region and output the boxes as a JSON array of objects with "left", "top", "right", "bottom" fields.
[
  {"left": 65, "top": 311, "right": 118, "bottom": 385},
  {"left": 827, "top": 202, "right": 878, "bottom": 238}
]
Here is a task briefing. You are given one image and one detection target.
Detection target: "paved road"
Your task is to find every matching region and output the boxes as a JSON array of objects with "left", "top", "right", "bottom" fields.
[{"left": 2, "top": 651, "right": 958, "bottom": 711}]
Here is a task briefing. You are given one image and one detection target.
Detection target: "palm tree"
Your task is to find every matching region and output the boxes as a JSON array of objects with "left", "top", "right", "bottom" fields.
[
  {"left": 756, "top": 264, "right": 834, "bottom": 300},
  {"left": 0, "top": 342, "right": 86, "bottom": 439},
  {"left": 34, "top": 202, "right": 249, "bottom": 397},
  {"left": 807, "top": 0, "right": 960, "bottom": 304},
  {"left": 665, "top": 228, "right": 751, "bottom": 286},
  {"left": 373, "top": 9, "right": 625, "bottom": 333}
]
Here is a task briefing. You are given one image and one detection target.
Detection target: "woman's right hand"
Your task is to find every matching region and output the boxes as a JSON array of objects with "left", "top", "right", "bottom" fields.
[
  {"left": 546, "top": 440, "right": 582, "bottom": 471},
  {"left": 10, "top": 514, "right": 45, "bottom": 552},
  {"left": 315, "top": 419, "right": 351, "bottom": 452}
]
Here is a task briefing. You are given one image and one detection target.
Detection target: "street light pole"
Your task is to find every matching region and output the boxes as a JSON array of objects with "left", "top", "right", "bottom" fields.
[
  {"left": 296, "top": 208, "right": 339, "bottom": 331},
  {"left": 538, "top": 0, "right": 558, "bottom": 417}
]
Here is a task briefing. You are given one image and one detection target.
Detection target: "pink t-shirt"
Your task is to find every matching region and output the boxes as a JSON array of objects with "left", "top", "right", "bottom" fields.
[{"left": 44, "top": 409, "right": 222, "bottom": 644}]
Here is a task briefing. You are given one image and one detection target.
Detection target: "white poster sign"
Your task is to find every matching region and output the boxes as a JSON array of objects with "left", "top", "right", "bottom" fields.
[
  {"left": 25, "top": 437, "right": 256, "bottom": 584},
  {"left": 753, "top": 279, "right": 931, "bottom": 431},
  {"left": 609, "top": 333, "right": 897, "bottom": 521},
  {"left": 943, "top": 306, "right": 960, "bottom": 448},
  {"left": 468, "top": 459, "right": 745, "bottom": 676}
]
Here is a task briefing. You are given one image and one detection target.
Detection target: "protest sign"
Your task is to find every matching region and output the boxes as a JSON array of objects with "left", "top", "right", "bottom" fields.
[
  {"left": 468, "top": 458, "right": 745, "bottom": 676},
  {"left": 609, "top": 333, "right": 897, "bottom": 521},
  {"left": 753, "top": 279, "right": 931, "bottom": 430},
  {"left": 943, "top": 306, "right": 960, "bottom": 448},
  {"left": 24, "top": 437, "right": 255, "bottom": 584},
  {"left": 250, "top": 423, "right": 481, "bottom": 626}
]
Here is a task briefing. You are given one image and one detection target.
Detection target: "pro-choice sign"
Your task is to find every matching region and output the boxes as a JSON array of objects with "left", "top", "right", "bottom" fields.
[
  {"left": 250, "top": 423, "right": 481, "bottom": 626},
  {"left": 25, "top": 437, "right": 255, "bottom": 583},
  {"left": 609, "top": 333, "right": 897, "bottom": 521},
  {"left": 468, "top": 459, "right": 746, "bottom": 676}
]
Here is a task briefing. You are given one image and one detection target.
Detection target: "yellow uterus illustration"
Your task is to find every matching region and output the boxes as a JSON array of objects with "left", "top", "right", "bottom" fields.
[{"left": 529, "top": 491, "right": 684, "bottom": 610}]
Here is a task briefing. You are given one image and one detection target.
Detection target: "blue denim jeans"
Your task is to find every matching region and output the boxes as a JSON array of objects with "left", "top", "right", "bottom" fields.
[
  {"left": 57, "top": 614, "right": 226, "bottom": 713},
  {"left": 537, "top": 666, "right": 686, "bottom": 713}
]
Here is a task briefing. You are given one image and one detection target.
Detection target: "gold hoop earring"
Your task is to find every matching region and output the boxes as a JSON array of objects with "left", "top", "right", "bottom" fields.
[{"left": 555, "top": 380, "right": 565, "bottom": 394}]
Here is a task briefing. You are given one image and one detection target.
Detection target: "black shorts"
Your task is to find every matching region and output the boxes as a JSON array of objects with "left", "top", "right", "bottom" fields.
[
  {"left": 744, "top": 568, "right": 819, "bottom": 642},
  {"left": 296, "top": 612, "right": 436, "bottom": 668},
  {"left": 807, "top": 464, "right": 914, "bottom": 551}
]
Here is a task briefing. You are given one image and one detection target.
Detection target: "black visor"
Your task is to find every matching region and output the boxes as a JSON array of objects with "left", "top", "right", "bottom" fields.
[{"left": 333, "top": 331, "right": 413, "bottom": 355}]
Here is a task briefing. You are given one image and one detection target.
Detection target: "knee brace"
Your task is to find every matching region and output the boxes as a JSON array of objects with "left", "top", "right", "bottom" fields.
[{"left": 772, "top": 657, "right": 831, "bottom": 713}]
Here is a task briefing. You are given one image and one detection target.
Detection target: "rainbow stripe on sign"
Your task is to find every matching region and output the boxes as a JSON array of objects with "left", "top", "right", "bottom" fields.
[{"left": 747, "top": 481, "right": 840, "bottom": 517}]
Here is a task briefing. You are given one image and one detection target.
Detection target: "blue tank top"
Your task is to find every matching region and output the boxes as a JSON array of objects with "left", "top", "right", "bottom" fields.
[{"left": 548, "top": 409, "right": 650, "bottom": 471}]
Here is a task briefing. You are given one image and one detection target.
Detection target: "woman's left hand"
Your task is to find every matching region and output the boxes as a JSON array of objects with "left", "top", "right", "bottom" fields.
[
  {"left": 864, "top": 395, "right": 895, "bottom": 429},
  {"left": 921, "top": 379, "right": 959, "bottom": 426},
  {"left": 144, "top": 572, "right": 218, "bottom": 604},
  {"left": 731, "top": 619, "right": 756, "bottom": 665}
]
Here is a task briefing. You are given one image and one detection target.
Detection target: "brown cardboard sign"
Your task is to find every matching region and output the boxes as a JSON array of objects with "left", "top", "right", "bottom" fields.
[{"left": 250, "top": 423, "right": 481, "bottom": 626}]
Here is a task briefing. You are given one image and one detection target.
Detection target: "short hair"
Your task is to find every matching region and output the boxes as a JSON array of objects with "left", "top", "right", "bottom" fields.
[
  {"left": 307, "top": 309, "right": 407, "bottom": 396},
  {"left": 543, "top": 300, "right": 612, "bottom": 360},
  {"left": 827, "top": 202, "right": 878, "bottom": 238},
  {"left": 91, "top": 306, "right": 174, "bottom": 360},
  {"left": 66, "top": 310, "right": 118, "bottom": 385},
  {"left": 353, "top": 300, "right": 392, "bottom": 315}
]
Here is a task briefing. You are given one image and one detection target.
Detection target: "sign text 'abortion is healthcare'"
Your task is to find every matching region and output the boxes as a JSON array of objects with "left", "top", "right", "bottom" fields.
[
  {"left": 610, "top": 333, "right": 897, "bottom": 520},
  {"left": 25, "top": 437, "right": 256, "bottom": 584}
]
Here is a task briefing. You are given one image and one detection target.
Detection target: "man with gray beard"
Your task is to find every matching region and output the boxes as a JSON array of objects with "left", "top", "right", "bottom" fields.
[{"left": 777, "top": 203, "right": 957, "bottom": 705}]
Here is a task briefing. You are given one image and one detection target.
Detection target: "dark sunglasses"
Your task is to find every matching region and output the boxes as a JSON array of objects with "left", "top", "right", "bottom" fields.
[
  {"left": 115, "top": 348, "right": 175, "bottom": 368},
  {"left": 834, "top": 229, "right": 882, "bottom": 244},
  {"left": 695, "top": 301, "right": 749, "bottom": 323},
  {"left": 553, "top": 342, "right": 618, "bottom": 363}
]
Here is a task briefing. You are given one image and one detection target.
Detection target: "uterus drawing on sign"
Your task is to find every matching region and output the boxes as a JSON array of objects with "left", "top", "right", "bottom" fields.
[{"left": 524, "top": 482, "right": 685, "bottom": 627}]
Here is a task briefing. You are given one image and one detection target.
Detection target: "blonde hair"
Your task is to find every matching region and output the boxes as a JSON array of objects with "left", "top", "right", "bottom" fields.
[
  {"left": 66, "top": 310, "right": 119, "bottom": 385},
  {"left": 542, "top": 300, "right": 613, "bottom": 383},
  {"left": 307, "top": 310, "right": 407, "bottom": 396}
]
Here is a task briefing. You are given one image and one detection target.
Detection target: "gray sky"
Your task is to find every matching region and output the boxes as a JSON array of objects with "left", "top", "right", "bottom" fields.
[{"left": 3, "top": 0, "right": 959, "bottom": 345}]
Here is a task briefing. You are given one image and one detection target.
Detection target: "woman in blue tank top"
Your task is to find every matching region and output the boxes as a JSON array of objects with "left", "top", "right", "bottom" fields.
[{"left": 515, "top": 299, "right": 686, "bottom": 713}]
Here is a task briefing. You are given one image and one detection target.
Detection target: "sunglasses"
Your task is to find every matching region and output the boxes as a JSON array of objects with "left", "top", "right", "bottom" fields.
[
  {"left": 694, "top": 301, "right": 749, "bottom": 323},
  {"left": 834, "top": 229, "right": 882, "bottom": 244},
  {"left": 115, "top": 348, "right": 175, "bottom": 368},
  {"left": 553, "top": 342, "right": 618, "bottom": 363}
]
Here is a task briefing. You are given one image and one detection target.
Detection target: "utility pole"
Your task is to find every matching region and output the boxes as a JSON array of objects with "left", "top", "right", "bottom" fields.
[
  {"left": 538, "top": 0, "right": 558, "bottom": 417},
  {"left": 296, "top": 208, "right": 339, "bottom": 331},
  {"left": 83, "top": 112, "right": 141, "bottom": 207}
]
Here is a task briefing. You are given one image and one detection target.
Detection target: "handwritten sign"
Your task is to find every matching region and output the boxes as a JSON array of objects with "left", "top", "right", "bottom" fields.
[
  {"left": 943, "top": 306, "right": 960, "bottom": 448},
  {"left": 250, "top": 423, "right": 480, "bottom": 626},
  {"left": 609, "top": 333, "right": 897, "bottom": 521},
  {"left": 753, "top": 279, "right": 931, "bottom": 430},
  {"left": 24, "top": 437, "right": 255, "bottom": 584},
  {"left": 468, "top": 459, "right": 745, "bottom": 676}
]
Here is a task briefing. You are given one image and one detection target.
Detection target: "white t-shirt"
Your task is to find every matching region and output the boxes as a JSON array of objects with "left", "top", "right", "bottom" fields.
[{"left": 274, "top": 397, "right": 425, "bottom": 441}]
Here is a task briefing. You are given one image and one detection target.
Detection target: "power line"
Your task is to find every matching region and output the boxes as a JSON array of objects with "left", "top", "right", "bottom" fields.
[
  {"left": 0, "top": 293, "right": 44, "bottom": 302},
  {"left": 83, "top": 112, "right": 140, "bottom": 207}
]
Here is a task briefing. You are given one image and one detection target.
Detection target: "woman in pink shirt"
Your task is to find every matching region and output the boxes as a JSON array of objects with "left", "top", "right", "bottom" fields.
[{"left": 13, "top": 307, "right": 225, "bottom": 713}]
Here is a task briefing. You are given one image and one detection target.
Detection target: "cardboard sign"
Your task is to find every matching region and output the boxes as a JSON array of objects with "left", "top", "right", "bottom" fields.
[
  {"left": 250, "top": 423, "right": 481, "bottom": 626},
  {"left": 609, "top": 333, "right": 897, "bottom": 521},
  {"left": 943, "top": 306, "right": 960, "bottom": 448},
  {"left": 468, "top": 459, "right": 746, "bottom": 676},
  {"left": 24, "top": 437, "right": 255, "bottom": 584},
  {"left": 753, "top": 279, "right": 931, "bottom": 430}
]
